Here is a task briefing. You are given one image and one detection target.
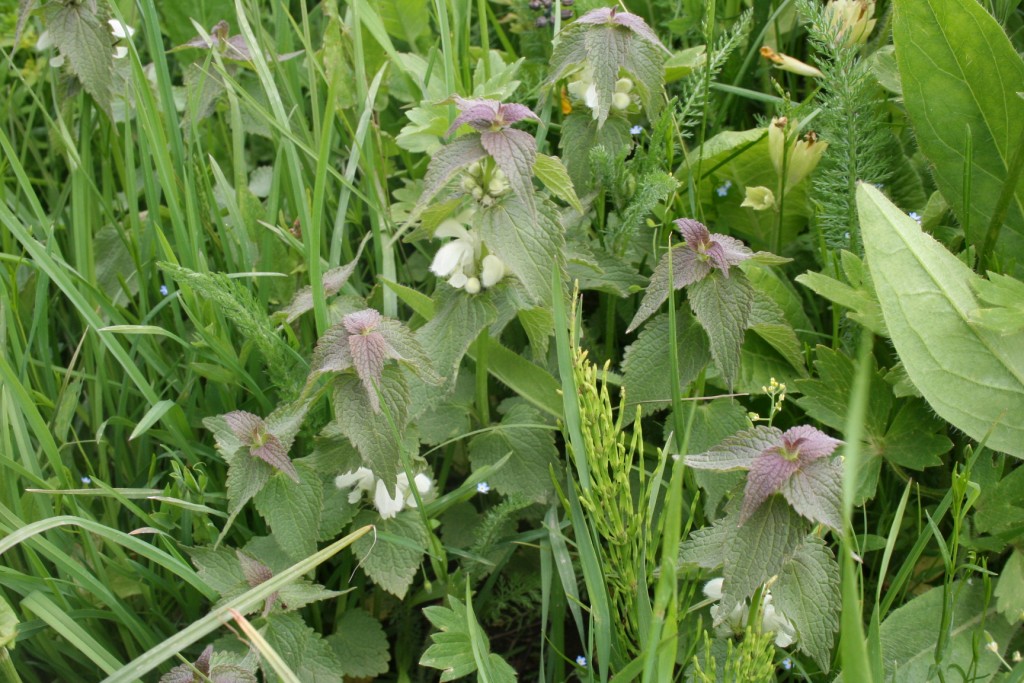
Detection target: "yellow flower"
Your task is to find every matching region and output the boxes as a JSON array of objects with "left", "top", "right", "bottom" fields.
[
  {"left": 760, "top": 46, "right": 823, "bottom": 78},
  {"left": 824, "top": 0, "right": 877, "bottom": 48}
]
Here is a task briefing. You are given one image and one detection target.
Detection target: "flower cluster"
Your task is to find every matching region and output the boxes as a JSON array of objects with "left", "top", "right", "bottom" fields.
[
  {"left": 429, "top": 209, "right": 508, "bottom": 294},
  {"left": 37, "top": 19, "right": 135, "bottom": 68},
  {"left": 460, "top": 161, "right": 509, "bottom": 206},
  {"left": 703, "top": 578, "right": 798, "bottom": 648},
  {"left": 335, "top": 468, "right": 435, "bottom": 520},
  {"left": 566, "top": 67, "right": 638, "bottom": 118}
]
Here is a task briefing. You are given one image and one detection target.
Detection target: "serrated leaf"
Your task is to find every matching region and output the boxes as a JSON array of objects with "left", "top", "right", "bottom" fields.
[
  {"left": 678, "top": 520, "right": 731, "bottom": 569},
  {"left": 516, "top": 306, "right": 553, "bottom": 361},
  {"left": 260, "top": 612, "right": 344, "bottom": 682},
  {"left": 748, "top": 291, "right": 806, "bottom": 375},
  {"left": 190, "top": 546, "right": 247, "bottom": 598},
  {"left": 893, "top": 0, "right": 1024, "bottom": 260},
  {"left": 533, "top": 154, "right": 583, "bottom": 213},
  {"left": 332, "top": 366, "right": 411, "bottom": 496},
  {"left": 480, "top": 127, "right": 537, "bottom": 202},
  {"left": 237, "top": 552, "right": 273, "bottom": 588},
  {"left": 254, "top": 463, "right": 323, "bottom": 562},
  {"left": 479, "top": 196, "right": 565, "bottom": 306},
  {"left": 415, "top": 136, "right": 489, "bottom": 216},
  {"left": 994, "top": 549, "right": 1024, "bottom": 621},
  {"left": 416, "top": 287, "right": 497, "bottom": 391},
  {"left": 773, "top": 537, "right": 839, "bottom": 671},
  {"left": 621, "top": 310, "right": 710, "bottom": 416},
  {"left": 780, "top": 456, "right": 843, "bottom": 531},
  {"left": 548, "top": 9, "right": 667, "bottom": 126},
  {"left": 688, "top": 271, "right": 754, "bottom": 389},
  {"left": 276, "top": 237, "right": 368, "bottom": 324},
  {"left": 721, "top": 497, "right": 806, "bottom": 617},
  {"left": 859, "top": 183, "right": 1024, "bottom": 458},
  {"left": 469, "top": 402, "right": 557, "bottom": 503},
  {"left": 420, "top": 596, "right": 518, "bottom": 682},
  {"left": 565, "top": 238, "right": 647, "bottom": 297},
  {"left": 559, "top": 113, "right": 631, "bottom": 193},
  {"left": 46, "top": 2, "right": 114, "bottom": 113},
  {"left": 351, "top": 510, "right": 427, "bottom": 598},
  {"left": 326, "top": 609, "right": 391, "bottom": 678},
  {"left": 686, "top": 426, "right": 779, "bottom": 471}
]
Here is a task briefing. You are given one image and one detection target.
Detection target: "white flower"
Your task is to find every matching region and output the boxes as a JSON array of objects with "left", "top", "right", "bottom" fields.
[
  {"left": 761, "top": 598, "right": 798, "bottom": 647},
  {"left": 35, "top": 30, "right": 54, "bottom": 51},
  {"left": 481, "top": 254, "right": 506, "bottom": 288},
  {"left": 741, "top": 185, "right": 776, "bottom": 211},
  {"left": 335, "top": 467, "right": 375, "bottom": 504},
  {"left": 464, "top": 277, "right": 481, "bottom": 294},
  {"left": 402, "top": 472, "right": 435, "bottom": 508},
  {"left": 703, "top": 578, "right": 798, "bottom": 648},
  {"left": 108, "top": 19, "right": 136, "bottom": 40},
  {"left": 575, "top": 655, "right": 587, "bottom": 667},
  {"left": 477, "top": 481, "right": 491, "bottom": 494},
  {"left": 430, "top": 215, "right": 481, "bottom": 290},
  {"left": 374, "top": 479, "right": 405, "bottom": 519}
]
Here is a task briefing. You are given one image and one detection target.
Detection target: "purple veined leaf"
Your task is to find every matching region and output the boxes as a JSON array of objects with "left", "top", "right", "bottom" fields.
[
  {"left": 782, "top": 457, "right": 844, "bottom": 531},
  {"left": 250, "top": 431, "right": 300, "bottom": 482},
  {"left": 574, "top": 7, "right": 670, "bottom": 53},
  {"left": 685, "top": 425, "right": 782, "bottom": 470},
  {"left": 221, "top": 410, "right": 300, "bottom": 482},
  {"left": 194, "top": 645, "right": 213, "bottom": 677},
  {"left": 447, "top": 96, "right": 541, "bottom": 135},
  {"left": 223, "top": 410, "right": 264, "bottom": 443},
  {"left": 674, "top": 218, "right": 754, "bottom": 276},
  {"left": 237, "top": 551, "right": 273, "bottom": 587},
  {"left": 741, "top": 453, "right": 801, "bottom": 524}
]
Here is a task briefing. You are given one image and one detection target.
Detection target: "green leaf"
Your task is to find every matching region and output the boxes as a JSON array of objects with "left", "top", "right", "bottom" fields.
[
  {"left": 721, "top": 497, "right": 807, "bottom": 616},
  {"left": 45, "top": 2, "right": 114, "bottom": 112},
  {"left": 377, "top": 0, "right": 430, "bottom": 45},
  {"left": 688, "top": 271, "right": 754, "bottom": 389},
  {"left": 565, "top": 238, "right": 647, "bottom": 297},
  {"left": 480, "top": 128, "right": 537, "bottom": 203},
  {"left": 331, "top": 368, "right": 414, "bottom": 497},
  {"left": 326, "top": 609, "right": 391, "bottom": 679},
  {"left": 516, "top": 306, "right": 553, "bottom": 362},
  {"left": 533, "top": 154, "right": 583, "bottom": 213},
  {"left": 479, "top": 196, "right": 565, "bottom": 306},
  {"left": 469, "top": 402, "right": 557, "bottom": 503},
  {"left": 559, "top": 113, "right": 631, "bottom": 193},
  {"left": 971, "top": 272, "right": 1024, "bottom": 334},
  {"left": 748, "top": 291, "right": 806, "bottom": 376},
  {"left": 994, "top": 549, "right": 1024, "bottom": 621},
  {"left": 351, "top": 510, "right": 427, "bottom": 598},
  {"left": 416, "top": 287, "right": 497, "bottom": 391},
  {"left": 260, "top": 612, "right": 344, "bottom": 682},
  {"left": 774, "top": 537, "right": 840, "bottom": 672},
  {"left": 254, "top": 464, "right": 324, "bottom": 562},
  {"left": 795, "top": 252, "right": 887, "bottom": 337},
  {"left": 621, "top": 310, "right": 710, "bottom": 416},
  {"left": 859, "top": 183, "right": 1024, "bottom": 458},
  {"left": 872, "top": 581, "right": 1014, "bottom": 681},
  {"left": 415, "top": 136, "right": 489, "bottom": 216},
  {"left": 893, "top": 0, "right": 1024, "bottom": 260},
  {"left": 420, "top": 596, "right": 518, "bottom": 682}
]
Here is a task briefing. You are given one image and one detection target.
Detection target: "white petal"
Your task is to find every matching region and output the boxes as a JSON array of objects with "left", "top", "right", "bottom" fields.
[
  {"left": 434, "top": 219, "right": 472, "bottom": 240},
  {"left": 113, "top": 46, "right": 129, "bottom": 59},
  {"left": 431, "top": 241, "right": 470, "bottom": 277},
  {"left": 347, "top": 489, "right": 363, "bottom": 504},
  {"left": 449, "top": 272, "right": 468, "bottom": 289},
  {"left": 374, "top": 480, "right": 404, "bottom": 519},
  {"left": 481, "top": 255, "right": 505, "bottom": 288},
  {"left": 248, "top": 166, "right": 273, "bottom": 197},
  {"left": 36, "top": 30, "right": 53, "bottom": 51},
  {"left": 703, "top": 578, "right": 724, "bottom": 600},
  {"left": 612, "top": 92, "right": 631, "bottom": 110},
  {"left": 335, "top": 467, "right": 373, "bottom": 490},
  {"left": 108, "top": 19, "right": 136, "bottom": 38},
  {"left": 584, "top": 84, "right": 599, "bottom": 110},
  {"left": 49, "top": 54, "right": 65, "bottom": 68},
  {"left": 414, "top": 473, "right": 433, "bottom": 495},
  {"left": 464, "top": 277, "right": 481, "bottom": 294}
]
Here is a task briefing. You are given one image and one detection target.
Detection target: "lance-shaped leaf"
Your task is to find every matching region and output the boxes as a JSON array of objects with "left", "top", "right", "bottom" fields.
[
  {"left": 686, "top": 425, "right": 844, "bottom": 529},
  {"left": 310, "top": 308, "right": 440, "bottom": 412},
  {"left": 627, "top": 218, "right": 756, "bottom": 333},
  {"left": 548, "top": 7, "right": 669, "bottom": 126}
]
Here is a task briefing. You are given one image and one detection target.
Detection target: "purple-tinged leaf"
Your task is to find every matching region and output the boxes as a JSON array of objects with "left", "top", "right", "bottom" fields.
[
  {"left": 688, "top": 270, "right": 754, "bottom": 388},
  {"left": 782, "top": 457, "right": 844, "bottom": 530},
  {"left": 276, "top": 234, "right": 369, "bottom": 324},
  {"left": 784, "top": 424, "right": 843, "bottom": 464},
  {"left": 223, "top": 410, "right": 263, "bottom": 443},
  {"left": 685, "top": 425, "right": 782, "bottom": 471},
  {"left": 627, "top": 246, "right": 712, "bottom": 333},
  {"left": 480, "top": 127, "right": 537, "bottom": 200},
  {"left": 497, "top": 103, "right": 540, "bottom": 127},
  {"left": 195, "top": 646, "right": 213, "bottom": 676},
  {"left": 309, "top": 324, "right": 354, "bottom": 376},
  {"left": 250, "top": 432, "right": 299, "bottom": 482},
  {"left": 237, "top": 551, "right": 273, "bottom": 587},
  {"left": 741, "top": 451, "right": 800, "bottom": 523},
  {"left": 376, "top": 320, "right": 444, "bottom": 385},
  {"left": 349, "top": 331, "right": 395, "bottom": 413},
  {"left": 447, "top": 99, "right": 502, "bottom": 135},
  {"left": 416, "top": 135, "right": 488, "bottom": 213},
  {"left": 574, "top": 7, "right": 670, "bottom": 52}
]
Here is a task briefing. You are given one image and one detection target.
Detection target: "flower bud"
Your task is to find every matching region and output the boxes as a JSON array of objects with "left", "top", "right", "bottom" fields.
[
  {"left": 464, "top": 276, "right": 481, "bottom": 294},
  {"left": 760, "top": 46, "right": 823, "bottom": 78},
  {"left": 768, "top": 117, "right": 788, "bottom": 178},
  {"left": 741, "top": 186, "right": 776, "bottom": 211},
  {"left": 786, "top": 131, "right": 828, "bottom": 187},
  {"left": 612, "top": 92, "right": 631, "bottom": 110},
  {"left": 481, "top": 254, "right": 506, "bottom": 288},
  {"left": 824, "top": 0, "right": 876, "bottom": 48},
  {"left": 615, "top": 78, "right": 634, "bottom": 94}
]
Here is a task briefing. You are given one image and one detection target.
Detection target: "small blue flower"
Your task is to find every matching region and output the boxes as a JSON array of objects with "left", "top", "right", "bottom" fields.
[
  {"left": 715, "top": 180, "right": 732, "bottom": 197},
  {"left": 576, "top": 655, "right": 587, "bottom": 667},
  {"left": 873, "top": 183, "right": 884, "bottom": 189},
  {"left": 630, "top": 125, "right": 643, "bottom": 135},
  {"left": 159, "top": 285, "right": 169, "bottom": 296},
  {"left": 782, "top": 657, "right": 793, "bottom": 671},
  {"left": 476, "top": 481, "right": 490, "bottom": 494},
  {"left": 908, "top": 211, "right": 921, "bottom": 224},
  {"left": 81, "top": 476, "right": 91, "bottom": 485}
]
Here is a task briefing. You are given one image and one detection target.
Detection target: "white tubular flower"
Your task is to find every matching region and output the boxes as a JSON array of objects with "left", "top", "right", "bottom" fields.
[
  {"left": 404, "top": 473, "right": 435, "bottom": 508},
  {"left": 741, "top": 186, "right": 776, "bottom": 211},
  {"left": 481, "top": 254, "right": 506, "bottom": 288},
  {"left": 430, "top": 213, "right": 481, "bottom": 290},
  {"left": 464, "top": 277, "right": 481, "bottom": 294},
  {"left": 335, "top": 467, "right": 375, "bottom": 504},
  {"left": 761, "top": 598, "right": 798, "bottom": 647},
  {"left": 374, "top": 479, "right": 406, "bottom": 519},
  {"left": 703, "top": 578, "right": 724, "bottom": 600},
  {"left": 108, "top": 19, "right": 136, "bottom": 60}
]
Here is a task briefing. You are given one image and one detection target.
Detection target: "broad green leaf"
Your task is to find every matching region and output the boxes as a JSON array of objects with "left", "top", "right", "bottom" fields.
[
  {"left": 974, "top": 464, "right": 1024, "bottom": 536},
  {"left": 565, "top": 238, "right": 647, "bottom": 297},
  {"left": 469, "top": 402, "right": 557, "bottom": 503},
  {"left": 971, "top": 272, "right": 1024, "bottom": 335},
  {"left": 873, "top": 581, "right": 1014, "bottom": 681},
  {"left": 480, "top": 128, "right": 537, "bottom": 202},
  {"left": 45, "top": 2, "right": 114, "bottom": 112},
  {"left": 684, "top": 399, "right": 750, "bottom": 518},
  {"left": 260, "top": 612, "right": 344, "bottom": 682},
  {"left": 774, "top": 537, "right": 840, "bottom": 672},
  {"left": 376, "top": 0, "right": 429, "bottom": 45},
  {"left": 326, "top": 609, "right": 390, "bottom": 679},
  {"left": 893, "top": 0, "right": 1024, "bottom": 260},
  {"left": 516, "top": 306, "right": 553, "bottom": 362},
  {"left": 474, "top": 338, "right": 562, "bottom": 418},
  {"left": 351, "top": 510, "right": 428, "bottom": 599},
  {"left": 688, "top": 271, "right": 754, "bottom": 389},
  {"left": 859, "top": 183, "right": 1024, "bottom": 458},
  {"left": 158, "top": 0, "right": 236, "bottom": 45},
  {"left": 533, "top": 153, "right": 584, "bottom": 213},
  {"left": 479, "top": 196, "right": 565, "bottom": 306},
  {"left": 420, "top": 596, "right": 518, "bottom": 682},
  {"left": 416, "top": 287, "right": 496, "bottom": 390},
  {"left": 254, "top": 464, "right": 323, "bottom": 562},
  {"left": 994, "top": 550, "right": 1024, "bottom": 621},
  {"left": 621, "top": 310, "right": 710, "bottom": 417}
]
